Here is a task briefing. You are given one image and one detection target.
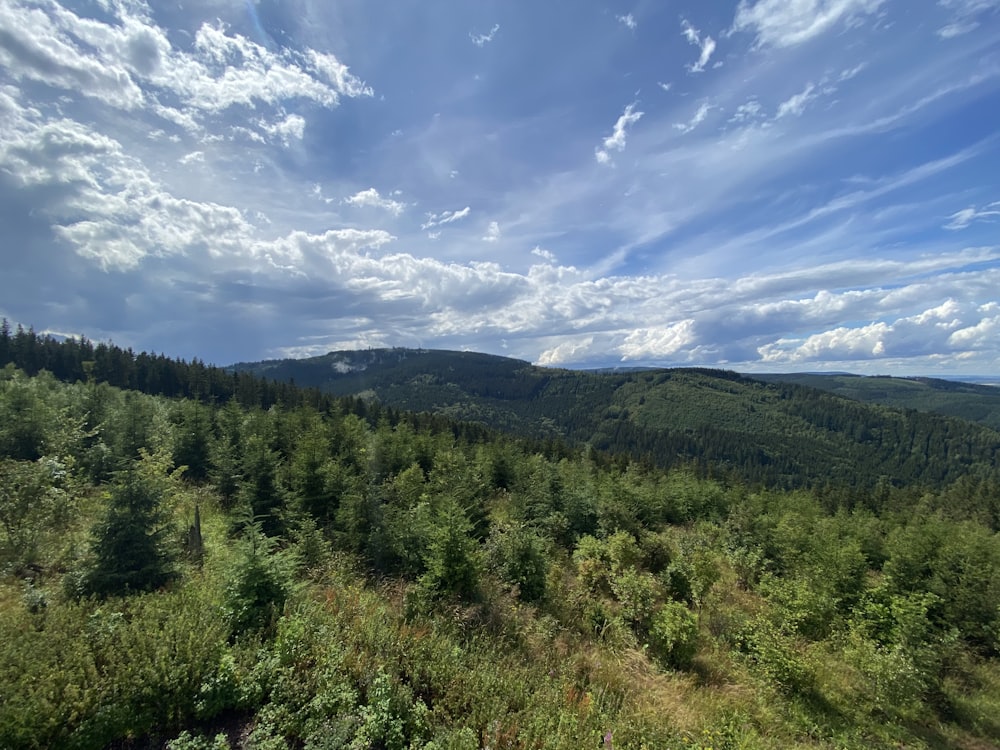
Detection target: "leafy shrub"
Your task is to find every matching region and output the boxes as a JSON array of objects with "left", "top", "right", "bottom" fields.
[{"left": 648, "top": 600, "right": 698, "bottom": 669}]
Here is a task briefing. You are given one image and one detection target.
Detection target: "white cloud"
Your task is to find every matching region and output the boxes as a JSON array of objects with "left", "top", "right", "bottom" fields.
[
  {"left": 657, "top": 81, "right": 673, "bottom": 92},
  {"left": 732, "top": 0, "right": 885, "bottom": 48},
  {"left": 619, "top": 321, "right": 697, "bottom": 360},
  {"left": 532, "top": 246, "right": 557, "bottom": 263},
  {"left": 674, "top": 102, "right": 713, "bottom": 134},
  {"left": 344, "top": 188, "right": 407, "bottom": 216},
  {"left": 681, "top": 20, "right": 717, "bottom": 73},
  {"left": 937, "top": 0, "right": 1000, "bottom": 37},
  {"left": 421, "top": 206, "right": 471, "bottom": 230},
  {"left": 537, "top": 337, "right": 595, "bottom": 366},
  {"left": 259, "top": 113, "right": 306, "bottom": 145},
  {"left": 5, "top": 93, "right": 997, "bottom": 370},
  {"left": 839, "top": 63, "right": 867, "bottom": 81},
  {"left": 944, "top": 201, "right": 1000, "bottom": 229},
  {"left": 179, "top": 151, "right": 204, "bottom": 165},
  {"left": 756, "top": 298, "right": 992, "bottom": 363},
  {"left": 470, "top": 23, "right": 500, "bottom": 47},
  {"left": 776, "top": 83, "right": 818, "bottom": 118},
  {"left": 618, "top": 13, "right": 637, "bottom": 30},
  {"left": 730, "top": 98, "right": 764, "bottom": 123},
  {"left": 0, "top": 1, "right": 372, "bottom": 128},
  {"left": 0, "top": 1, "right": 146, "bottom": 109},
  {"left": 482, "top": 220, "right": 501, "bottom": 242},
  {"left": 595, "top": 102, "right": 644, "bottom": 164}
]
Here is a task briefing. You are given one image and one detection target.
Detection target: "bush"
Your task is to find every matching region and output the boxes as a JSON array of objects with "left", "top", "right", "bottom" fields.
[
  {"left": 648, "top": 601, "right": 698, "bottom": 669},
  {"left": 488, "top": 525, "right": 548, "bottom": 602}
]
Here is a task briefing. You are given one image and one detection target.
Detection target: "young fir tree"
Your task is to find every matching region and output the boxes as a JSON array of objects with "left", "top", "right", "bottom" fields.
[{"left": 84, "top": 459, "right": 177, "bottom": 596}]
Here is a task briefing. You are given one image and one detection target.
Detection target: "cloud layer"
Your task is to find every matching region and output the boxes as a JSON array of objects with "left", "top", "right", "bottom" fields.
[{"left": 1, "top": 0, "right": 998, "bottom": 375}]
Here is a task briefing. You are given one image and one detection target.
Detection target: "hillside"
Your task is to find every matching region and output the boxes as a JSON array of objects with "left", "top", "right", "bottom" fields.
[
  {"left": 233, "top": 349, "right": 1000, "bottom": 491},
  {"left": 4, "top": 344, "right": 1000, "bottom": 749},
  {"left": 753, "top": 373, "right": 1000, "bottom": 431}
]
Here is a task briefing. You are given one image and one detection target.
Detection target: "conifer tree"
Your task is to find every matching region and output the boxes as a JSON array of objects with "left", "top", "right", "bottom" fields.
[{"left": 84, "top": 459, "right": 177, "bottom": 596}]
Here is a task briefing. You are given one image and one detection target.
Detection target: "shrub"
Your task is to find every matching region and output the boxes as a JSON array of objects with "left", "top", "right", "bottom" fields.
[{"left": 648, "top": 601, "right": 698, "bottom": 669}]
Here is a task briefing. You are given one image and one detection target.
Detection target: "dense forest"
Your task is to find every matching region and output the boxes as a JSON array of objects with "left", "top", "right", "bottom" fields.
[
  {"left": 2, "top": 325, "right": 1000, "bottom": 749},
  {"left": 233, "top": 347, "right": 1000, "bottom": 493},
  {"left": 755, "top": 373, "right": 1000, "bottom": 432}
]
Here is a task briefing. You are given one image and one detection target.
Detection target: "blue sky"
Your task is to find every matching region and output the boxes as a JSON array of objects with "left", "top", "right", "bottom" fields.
[{"left": 1, "top": 0, "right": 998, "bottom": 374}]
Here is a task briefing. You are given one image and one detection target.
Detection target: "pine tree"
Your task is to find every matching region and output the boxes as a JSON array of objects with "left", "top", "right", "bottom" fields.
[{"left": 85, "top": 462, "right": 177, "bottom": 596}]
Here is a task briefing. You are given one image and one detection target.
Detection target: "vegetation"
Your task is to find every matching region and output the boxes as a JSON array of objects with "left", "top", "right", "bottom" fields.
[
  {"left": 755, "top": 372, "right": 1000, "bottom": 432},
  {"left": 231, "top": 347, "right": 1000, "bottom": 491},
  {"left": 2, "top": 326, "right": 1000, "bottom": 748}
]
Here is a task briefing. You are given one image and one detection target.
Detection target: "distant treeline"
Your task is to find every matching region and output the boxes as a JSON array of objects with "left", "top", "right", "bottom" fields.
[{"left": 0, "top": 321, "right": 557, "bottom": 459}]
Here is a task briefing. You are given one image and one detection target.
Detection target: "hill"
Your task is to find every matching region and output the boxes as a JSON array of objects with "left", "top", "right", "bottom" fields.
[
  {"left": 753, "top": 373, "right": 1000, "bottom": 431},
  {"left": 3, "top": 356, "right": 1000, "bottom": 749},
  {"left": 233, "top": 349, "right": 1000, "bottom": 490}
]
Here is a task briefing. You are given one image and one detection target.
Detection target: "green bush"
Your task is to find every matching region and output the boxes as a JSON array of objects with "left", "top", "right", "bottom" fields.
[{"left": 648, "top": 600, "right": 698, "bottom": 669}]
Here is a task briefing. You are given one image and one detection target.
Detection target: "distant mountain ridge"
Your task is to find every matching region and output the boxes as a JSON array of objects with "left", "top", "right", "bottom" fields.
[
  {"left": 232, "top": 348, "right": 1000, "bottom": 490},
  {"left": 754, "top": 372, "right": 1000, "bottom": 431}
]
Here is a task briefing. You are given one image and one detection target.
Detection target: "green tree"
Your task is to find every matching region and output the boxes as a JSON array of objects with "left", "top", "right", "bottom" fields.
[
  {"left": 488, "top": 524, "right": 549, "bottom": 602},
  {"left": 0, "top": 458, "right": 67, "bottom": 568},
  {"left": 84, "top": 454, "right": 178, "bottom": 596},
  {"left": 419, "top": 497, "right": 481, "bottom": 601}
]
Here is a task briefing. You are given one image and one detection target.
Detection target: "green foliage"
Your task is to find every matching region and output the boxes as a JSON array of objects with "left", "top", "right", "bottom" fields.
[
  {"left": 168, "top": 731, "right": 231, "bottom": 750},
  {"left": 735, "top": 616, "right": 814, "bottom": 694},
  {"left": 0, "top": 585, "right": 228, "bottom": 748},
  {"left": 4, "top": 354, "right": 1000, "bottom": 749},
  {"left": 648, "top": 600, "right": 699, "bottom": 669},
  {"left": 0, "top": 458, "right": 71, "bottom": 569},
  {"left": 224, "top": 523, "right": 291, "bottom": 637},
  {"left": 418, "top": 497, "right": 481, "bottom": 601},
  {"left": 0, "top": 368, "right": 50, "bottom": 460},
  {"left": 238, "top": 432, "right": 284, "bottom": 537},
  {"left": 83, "top": 452, "right": 178, "bottom": 597},
  {"left": 487, "top": 524, "right": 549, "bottom": 602}
]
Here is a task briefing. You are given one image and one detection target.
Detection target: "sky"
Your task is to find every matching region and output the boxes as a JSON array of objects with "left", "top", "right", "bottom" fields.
[{"left": 1, "top": 0, "right": 999, "bottom": 375}]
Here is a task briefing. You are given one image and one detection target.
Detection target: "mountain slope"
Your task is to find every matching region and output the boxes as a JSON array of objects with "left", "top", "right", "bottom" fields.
[
  {"left": 233, "top": 349, "right": 1000, "bottom": 490},
  {"left": 753, "top": 373, "right": 1000, "bottom": 431}
]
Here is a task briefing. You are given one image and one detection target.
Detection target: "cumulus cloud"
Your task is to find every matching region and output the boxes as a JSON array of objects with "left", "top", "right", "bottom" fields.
[
  {"left": 421, "top": 206, "right": 471, "bottom": 230},
  {"left": 756, "top": 298, "right": 997, "bottom": 363},
  {"left": 681, "top": 19, "right": 717, "bottom": 73},
  {"left": 2, "top": 1, "right": 998, "bottom": 372},
  {"left": 4, "top": 84, "right": 998, "bottom": 371},
  {"left": 470, "top": 23, "right": 500, "bottom": 47},
  {"left": 0, "top": 0, "right": 372, "bottom": 130},
  {"left": 344, "top": 188, "right": 407, "bottom": 216},
  {"left": 619, "top": 321, "right": 697, "bottom": 360},
  {"left": 732, "top": 0, "right": 886, "bottom": 48},
  {"left": 595, "top": 102, "right": 644, "bottom": 164},
  {"left": 259, "top": 113, "right": 306, "bottom": 145},
  {"left": 537, "top": 337, "right": 595, "bottom": 366},
  {"left": 532, "top": 247, "right": 557, "bottom": 263}
]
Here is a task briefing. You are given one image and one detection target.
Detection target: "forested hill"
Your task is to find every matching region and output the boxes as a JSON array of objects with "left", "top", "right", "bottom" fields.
[
  {"left": 232, "top": 348, "right": 1000, "bottom": 491},
  {"left": 5, "top": 326, "right": 1000, "bottom": 748},
  {"left": 753, "top": 372, "right": 1000, "bottom": 431}
]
